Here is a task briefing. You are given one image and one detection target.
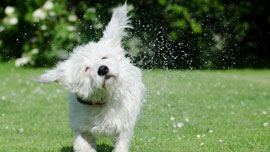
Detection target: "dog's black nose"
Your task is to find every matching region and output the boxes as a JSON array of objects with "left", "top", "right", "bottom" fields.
[{"left": 98, "top": 65, "right": 109, "bottom": 76}]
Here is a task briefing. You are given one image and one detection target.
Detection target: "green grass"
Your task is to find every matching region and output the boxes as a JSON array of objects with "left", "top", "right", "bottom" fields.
[{"left": 0, "top": 63, "right": 270, "bottom": 152}]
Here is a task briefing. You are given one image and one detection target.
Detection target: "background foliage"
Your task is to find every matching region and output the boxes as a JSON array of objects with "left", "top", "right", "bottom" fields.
[{"left": 0, "top": 0, "right": 269, "bottom": 69}]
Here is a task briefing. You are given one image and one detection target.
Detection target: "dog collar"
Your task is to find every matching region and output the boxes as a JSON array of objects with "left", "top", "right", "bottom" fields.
[{"left": 76, "top": 96, "right": 105, "bottom": 105}]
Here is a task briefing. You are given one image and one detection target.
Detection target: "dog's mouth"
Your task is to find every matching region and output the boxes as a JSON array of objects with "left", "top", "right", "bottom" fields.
[
  {"left": 103, "top": 75, "right": 116, "bottom": 88},
  {"left": 104, "top": 74, "right": 116, "bottom": 80},
  {"left": 105, "top": 75, "right": 113, "bottom": 80}
]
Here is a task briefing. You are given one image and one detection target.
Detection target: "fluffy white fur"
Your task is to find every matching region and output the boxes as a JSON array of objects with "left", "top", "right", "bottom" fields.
[{"left": 38, "top": 4, "right": 145, "bottom": 152}]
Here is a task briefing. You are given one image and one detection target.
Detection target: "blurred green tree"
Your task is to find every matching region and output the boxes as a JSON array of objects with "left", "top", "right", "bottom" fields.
[{"left": 0, "top": 0, "right": 269, "bottom": 68}]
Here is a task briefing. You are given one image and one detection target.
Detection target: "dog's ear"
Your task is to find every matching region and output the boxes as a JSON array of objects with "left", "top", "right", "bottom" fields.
[
  {"left": 36, "top": 68, "right": 64, "bottom": 83},
  {"left": 100, "top": 3, "right": 132, "bottom": 48}
]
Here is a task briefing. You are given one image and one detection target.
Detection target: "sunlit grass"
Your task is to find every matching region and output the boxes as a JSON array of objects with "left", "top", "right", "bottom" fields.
[{"left": 0, "top": 63, "right": 270, "bottom": 152}]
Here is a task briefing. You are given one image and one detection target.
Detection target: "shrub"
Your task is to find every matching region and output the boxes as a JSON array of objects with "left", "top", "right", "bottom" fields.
[
  {"left": 0, "top": 0, "right": 102, "bottom": 66},
  {"left": 0, "top": 0, "right": 269, "bottom": 68}
]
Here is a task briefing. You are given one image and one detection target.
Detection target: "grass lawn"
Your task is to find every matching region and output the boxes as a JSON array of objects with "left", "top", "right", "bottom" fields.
[{"left": 0, "top": 63, "right": 270, "bottom": 152}]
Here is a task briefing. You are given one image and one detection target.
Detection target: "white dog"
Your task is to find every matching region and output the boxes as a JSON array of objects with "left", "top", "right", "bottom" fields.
[{"left": 38, "top": 4, "right": 145, "bottom": 152}]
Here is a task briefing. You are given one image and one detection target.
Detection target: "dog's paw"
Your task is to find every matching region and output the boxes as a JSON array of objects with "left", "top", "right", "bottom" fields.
[
  {"left": 74, "top": 135, "right": 96, "bottom": 152},
  {"left": 74, "top": 145, "right": 96, "bottom": 152},
  {"left": 112, "top": 147, "right": 128, "bottom": 152}
]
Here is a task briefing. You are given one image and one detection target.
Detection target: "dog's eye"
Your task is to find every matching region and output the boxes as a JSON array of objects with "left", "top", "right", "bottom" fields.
[
  {"left": 101, "top": 57, "right": 108, "bottom": 60},
  {"left": 85, "top": 67, "right": 90, "bottom": 72}
]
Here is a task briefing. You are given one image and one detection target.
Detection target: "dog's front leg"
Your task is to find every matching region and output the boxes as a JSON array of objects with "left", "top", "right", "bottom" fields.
[
  {"left": 113, "top": 130, "right": 133, "bottom": 152},
  {"left": 73, "top": 132, "right": 96, "bottom": 152}
]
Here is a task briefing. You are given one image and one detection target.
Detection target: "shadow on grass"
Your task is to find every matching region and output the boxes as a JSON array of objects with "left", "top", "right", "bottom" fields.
[{"left": 61, "top": 144, "right": 113, "bottom": 152}]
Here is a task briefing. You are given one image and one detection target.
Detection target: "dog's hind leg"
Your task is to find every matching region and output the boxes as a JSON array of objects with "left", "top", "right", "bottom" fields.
[
  {"left": 112, "top": 129, "right": 133, "bottom": 152},
  {"left": 73, "top": 132, "right": 96, "bottom": 152}
]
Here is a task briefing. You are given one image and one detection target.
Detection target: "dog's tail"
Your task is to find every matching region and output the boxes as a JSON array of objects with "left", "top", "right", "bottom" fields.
[{"left": 101, "top": 3, "right": 132, "bottom": 47}]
